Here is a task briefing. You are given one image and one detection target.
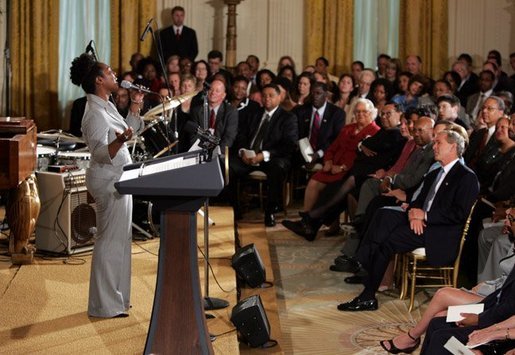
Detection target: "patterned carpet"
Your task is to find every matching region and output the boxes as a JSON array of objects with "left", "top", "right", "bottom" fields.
[{"left": 265, "top": 220, "right": 427, "bottom": 355}]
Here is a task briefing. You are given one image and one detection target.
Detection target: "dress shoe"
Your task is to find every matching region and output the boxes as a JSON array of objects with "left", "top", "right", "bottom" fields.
[
  {"left": 264, "top": 212, "right": 276, "bottom": 227},
  {"left": 379, "top": 330, "right": 421, "bottom": 354},
  {"left": 344, "top": 275, "right": 365, "bottom": 284},
  {"left": 282, "top": 219, "right": 316, "bottom": 241},
  {"left": 330, "top": 258, "right": 361, "bottom": 273},
  {"left": 337, "top": 297, "right": 378, "bottom": 311},
  {"left": 324, "top": 220, "right": 342, "bottom": 237}
]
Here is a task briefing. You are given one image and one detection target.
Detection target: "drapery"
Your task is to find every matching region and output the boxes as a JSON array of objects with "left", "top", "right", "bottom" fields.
[
  {"left": 304, "top": 0, "right": 354, "bottom": 76},
  {"left": 58, "top": 0, "right": 111, "bottom": 129},
  {"left": 110, "top": 0, "right": 156, "bottom": 75},
  {"left": 399, "top": 0, "right": 448, "bottom": 78},
  {"left": 10, "top": 0, "right": 59, "bottom": 131}
]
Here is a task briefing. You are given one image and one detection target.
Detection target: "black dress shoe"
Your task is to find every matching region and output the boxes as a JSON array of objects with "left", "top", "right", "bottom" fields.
[
  {"left": 337, "top": 297, "right": 378, "bottom": 311},
  {"left": 282, "top": 219, "right": 316, "bottom": 241},
  {"left": 264, "top": 212, "right": 276, "bottom": 227},
  {"left": 344, "top": 275, "right": 365, "bottom": 284},
  {"left": 329, "top": 259, "right": 361, "bottom": 273}
]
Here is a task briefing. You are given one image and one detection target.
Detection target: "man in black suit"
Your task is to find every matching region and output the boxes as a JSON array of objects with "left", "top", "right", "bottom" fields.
[
  {"left": 293, "top": 82, "right": 345, "bottom": 169},
  {"left": 189, "top": 79, "right": 238, "bottom": 154},
  {"left": 421, "top": 207, "right": 515, "bottom": 354},
  {"left": 464, "top": 96, "right": 505, "bottom": 173},
  {"left": 229, "top": 84, "right": 298, "bottom": 226},
  {"left": 338, "top": 128, "right": 479, "bottom": 312},
  {"left": 159, "top": 6, "right": 198, "bottom": 62},
  {"left": 454, "top": 54, "right": 479, "bottom": 107}
]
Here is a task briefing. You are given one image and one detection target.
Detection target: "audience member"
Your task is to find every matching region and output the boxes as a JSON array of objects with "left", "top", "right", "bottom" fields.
[
  {"left": 229, "top": 84, "right": 298, "bottom": 226},
  {"left": 376, "top": 53, "right": 391, "bottom": 79},
  {"left": 292, "top": 81, "right": 345, "bottom": 170},
  {"left": 338, "top": 128, "right": 478, "bottom": 312},
  {"left": 466, "top": 70, "right": 496, "bottom": 124},
  {"left": 291, "top": 71, "right": 315, "bottom": 106}
]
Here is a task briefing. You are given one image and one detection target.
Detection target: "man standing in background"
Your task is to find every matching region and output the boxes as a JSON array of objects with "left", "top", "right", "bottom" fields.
[{"left": 159, "top": 6, "right": 199, "bottom": 62}]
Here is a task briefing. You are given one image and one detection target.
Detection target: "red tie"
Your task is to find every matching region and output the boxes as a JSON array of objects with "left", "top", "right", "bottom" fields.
[
  {"left": 310, "top": 111, "right": 321, "bottom": 149},
  {"left": 176, "top": 28, "right": 181, "bottom": 39},
  {"left": 209, "top": 109, "right": 216, "bottom": 130}
]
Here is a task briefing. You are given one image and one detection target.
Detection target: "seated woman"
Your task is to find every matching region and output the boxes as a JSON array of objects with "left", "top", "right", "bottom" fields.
[
  {"left": 302, "top": 98, "right": 381, "bottom": 213},
  {"left": 282, "top": 100, "right": 407, "bottom": 241},
  {"left": 380, "top": 205, "right": 515, "bottom": 354},
  {"left": 467, "top": 314, "right": 515, "bottom": 354}
]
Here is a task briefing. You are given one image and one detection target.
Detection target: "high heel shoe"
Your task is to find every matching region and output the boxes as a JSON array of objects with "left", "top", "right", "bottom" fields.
[{"left": 379, "top": 330, "right": 420, "bottom": 354}]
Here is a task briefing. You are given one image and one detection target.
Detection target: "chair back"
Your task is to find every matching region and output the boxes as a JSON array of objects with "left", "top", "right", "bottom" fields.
[{"left": 451, "top": 200, "right": 477, "bottom": 285}]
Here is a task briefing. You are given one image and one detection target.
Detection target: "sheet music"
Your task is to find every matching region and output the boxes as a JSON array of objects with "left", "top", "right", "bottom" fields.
[
  {"left": 118, "top": 155, "right": 199, "bottom": 182},
  {"left": 142, "top": 156, "right": 198, "bottom": 176}
]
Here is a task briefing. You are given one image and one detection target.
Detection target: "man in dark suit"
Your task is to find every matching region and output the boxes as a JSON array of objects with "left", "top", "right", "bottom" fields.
[
  {"left": 293, "top": 82, "right": 345, "bottom": 169},
  {"left": 158, "top": 6, "right": 198, "bottom": 62},
  {"left": 466, "top": 70, "right": 496, "bottom": 124},
  {"left": 189, "top": 79, "right": 238, "bottom": 154},
  {"left": 338, "top": 128, "right": 479, "bottom": 312},
  {"left": 421, "top": 207, "right": 515, "bottom": 354},
  {"left": 464, "top": 96, "right": 505, "bottom": 173},
  {"left": 229, "top": 84, "right": 298, "bottom": 226},
  {"left": 454, "top": 56, "right": 479, "bottom": 107}
]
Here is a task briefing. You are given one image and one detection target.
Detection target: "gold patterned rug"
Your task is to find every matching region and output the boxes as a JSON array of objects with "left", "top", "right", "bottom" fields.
[{"left": 265, "top": 221, "right": 428, "bottom": 355}]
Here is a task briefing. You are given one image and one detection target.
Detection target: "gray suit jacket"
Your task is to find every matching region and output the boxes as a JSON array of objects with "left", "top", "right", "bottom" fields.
[{"left": 393, "top": 143, "right": 435, "bottom": 190}]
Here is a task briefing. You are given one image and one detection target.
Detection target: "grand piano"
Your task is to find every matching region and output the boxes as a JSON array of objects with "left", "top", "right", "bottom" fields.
[{"left": 115, "top": 150, "right": 223, "bottom": 355}]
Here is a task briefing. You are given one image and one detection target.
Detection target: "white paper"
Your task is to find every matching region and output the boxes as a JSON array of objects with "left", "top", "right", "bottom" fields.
[
  {"left": 446, "top": 304, "right": 484, "bottom": 322},
  {"left": 299, "top": 137, "right": 314, "bottom": 163},
  {"left": 241, "top": 149, "right": 256, "bottom": 158},
  {"left": 444, "top": 336, "right": 475, "bottom": 355},
  {"left": 188, "top": 138, "right": 202, "bottom": 152}
]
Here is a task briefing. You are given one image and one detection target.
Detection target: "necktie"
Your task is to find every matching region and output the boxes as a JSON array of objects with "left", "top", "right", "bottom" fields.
[
  {"left": 176, "top": 28, "right": 181, "bottom": 40},
  {"left": 422, "top": 167, "right": 445, "bottom": 211},
  {"left": 309, "top": 111, "right": 321, "bottom": 149},
  {"left": 251, "top": 114, "right": 270, "bottom": 152},
  {"left": 209, "top": 109, "right": 216, "bottom": 130}
]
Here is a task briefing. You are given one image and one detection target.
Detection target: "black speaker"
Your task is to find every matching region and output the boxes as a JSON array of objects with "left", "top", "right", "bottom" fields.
[
  {"left": 230, "top": 295, "right": 271, "bottom": 348},
  {"left": 231, "top": 243, "right": 266, "bottom": 288}
]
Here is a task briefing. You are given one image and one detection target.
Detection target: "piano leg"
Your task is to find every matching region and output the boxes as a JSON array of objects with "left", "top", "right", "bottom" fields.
[{"left": 7, "top": 175, "right": 40, "bottom": 264}]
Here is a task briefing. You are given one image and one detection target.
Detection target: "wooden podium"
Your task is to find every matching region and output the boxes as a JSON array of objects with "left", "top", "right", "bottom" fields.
[{"left": 115, "top": 152, "right": 223, "bottom": 355}]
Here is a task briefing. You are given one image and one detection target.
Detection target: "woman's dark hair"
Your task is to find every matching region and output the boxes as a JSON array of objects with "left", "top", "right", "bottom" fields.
[
  {"left": 70, "top": 53, "right": 103, "bottom": 94},
  {"left": 443, "top": 70, "right": 462, "bottom": 91},
  {"left": 370, "top": 78, "right": 395, "bottom": 104},
  {"left": 332, "top": 73, "right": 354, "bottom": 103},
  {"left": 193, "top": 59, "right": 211, "bottom": 79},
  {"left": 256, "top": 69, "right": 276, "bottom": 90},
  {"left": 136, "top": 56, "right": 162, "bottom": 78},
  {"left": 291, "top": 71, "right": 315, "bottom": 102},
  {"left": 277, "top": 65, "right": 297, "bottom": 82}
]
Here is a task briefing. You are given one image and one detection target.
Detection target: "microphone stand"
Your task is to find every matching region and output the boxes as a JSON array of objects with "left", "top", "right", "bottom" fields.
[{"left": 202, "top": 89, "right": 228, "bottom": 311}]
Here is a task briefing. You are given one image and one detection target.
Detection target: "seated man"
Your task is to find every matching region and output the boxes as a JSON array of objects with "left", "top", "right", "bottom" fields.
[
  {"left": 292, "top": 81, "right": 345, "bottom": 169},
  {"left": 338, "top": 128, "right": 479, "bottom": 312},
  {"left": 189, "top": 79, "right": 238, "bottom": 154},
  {"left": 229, "top": 84, "right": 298, "bottom": 226},
  {"left": 437, "top": 94, "right": 471, "bottom": 131}
]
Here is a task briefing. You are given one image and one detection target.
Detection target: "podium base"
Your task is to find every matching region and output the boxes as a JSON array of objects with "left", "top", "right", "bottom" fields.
[{"left": 204, "top": 297, "right": 229, "bottom": 310}]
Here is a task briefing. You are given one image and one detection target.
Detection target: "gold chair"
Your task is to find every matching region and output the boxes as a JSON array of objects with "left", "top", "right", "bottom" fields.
[
  {"left": 239, "top": 170, "right": 292, "bottom": 216},
  {"left": 400, "top": 201, "right": 477, "bottom": 312}
]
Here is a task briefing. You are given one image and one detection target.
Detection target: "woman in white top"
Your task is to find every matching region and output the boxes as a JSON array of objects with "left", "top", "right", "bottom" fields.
[{"left": 70, "top": 53, "right": 145, "bottom": 318}]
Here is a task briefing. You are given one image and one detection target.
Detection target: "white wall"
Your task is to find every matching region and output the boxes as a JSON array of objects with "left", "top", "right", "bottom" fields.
[
  {"left": 156, "top": 0, "right": 304, "bottom": 71},
  {"left": 448, "top": 0, "right": 515, "bottom": 74}
]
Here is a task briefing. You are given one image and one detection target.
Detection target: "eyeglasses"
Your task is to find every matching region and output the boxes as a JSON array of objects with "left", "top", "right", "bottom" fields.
[
  {"left": 508, "top": 214, "right": 514, "bottom": 223},
  {"left": 354, "top": 110, "right": 370, "bottom": 115},
  {"left": 481, "top": 106, "right": 499, "bottom": 112}
]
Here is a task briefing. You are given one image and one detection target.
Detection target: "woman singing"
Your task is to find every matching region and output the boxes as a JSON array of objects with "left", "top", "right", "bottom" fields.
[{"left": 70, "top": 53, "right": 145, "bottom": 318}]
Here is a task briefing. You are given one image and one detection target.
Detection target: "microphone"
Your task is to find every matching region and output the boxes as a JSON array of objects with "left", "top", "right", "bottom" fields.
[
  {"left": 139, "top": 18, "right": 153, "bottom": 41},
  {"left": 85, "top": 40, "right": 94, "bottom": 53},
  {"left": 184, "top": 121, "right": 221, "bottom": 147},
  {"left": 120, "top": 80, "right": 157, "bottom": 95}
]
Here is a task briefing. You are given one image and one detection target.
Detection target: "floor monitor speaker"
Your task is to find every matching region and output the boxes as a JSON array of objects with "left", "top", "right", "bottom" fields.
[
  {"left": 231, "top": 243, "right": 266, "bottom": 288},
  {"left": 230, "top": 294, "right": 271, "bottom": 348}
]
